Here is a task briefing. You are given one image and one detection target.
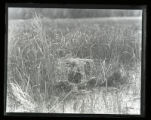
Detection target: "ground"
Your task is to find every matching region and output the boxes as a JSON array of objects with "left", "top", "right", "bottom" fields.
[{"left": 6, "top": 16, "right": 141, "bottom": 114}]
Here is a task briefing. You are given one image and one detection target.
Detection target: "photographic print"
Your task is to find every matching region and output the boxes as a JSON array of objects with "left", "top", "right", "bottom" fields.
[{"left": 6, "top": 6, "right": 143, "bottom": 114}]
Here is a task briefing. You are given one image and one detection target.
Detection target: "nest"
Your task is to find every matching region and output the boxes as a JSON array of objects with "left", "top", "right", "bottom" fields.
[{"left": 56, "top": 57, "right": 95, "bottom": 82}]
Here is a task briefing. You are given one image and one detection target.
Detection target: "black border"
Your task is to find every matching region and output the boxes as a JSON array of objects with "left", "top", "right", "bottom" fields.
[{"left": 3, "top": 2, "right": 148, "bottom": 119}]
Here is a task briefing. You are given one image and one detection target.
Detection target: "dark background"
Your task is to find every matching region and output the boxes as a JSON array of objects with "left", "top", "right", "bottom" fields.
[{"left": 1, "top": 0, "right": 150, "bottom": 120}]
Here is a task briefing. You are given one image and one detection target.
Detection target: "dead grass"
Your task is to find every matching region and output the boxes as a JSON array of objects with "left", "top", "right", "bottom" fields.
[{"left": 6, "top": 12, "right": 141, "bottom": 114}]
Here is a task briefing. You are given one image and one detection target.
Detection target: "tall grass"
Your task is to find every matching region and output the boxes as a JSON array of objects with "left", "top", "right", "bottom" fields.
[{"left": 7, "top": 12, "right": 141, "bottom": 114}]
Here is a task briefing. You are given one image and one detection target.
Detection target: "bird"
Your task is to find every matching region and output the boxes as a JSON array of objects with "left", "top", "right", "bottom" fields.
[
  {"left": 68, "top": 63, "right": 82, "bottom": 84},
  {"left": 68, "top": 70, "right": 75, "bottom": 83},
  {"left": 73, "top": 69, "right": 82, "bottom": 84},
  {"left": 67, "top": 63, "right": 83, "bottom": 92}
]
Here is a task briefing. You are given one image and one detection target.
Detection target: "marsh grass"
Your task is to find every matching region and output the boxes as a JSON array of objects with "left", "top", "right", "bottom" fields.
[{"left": 6, "top": 12, "right": 141, "bottom": 114}]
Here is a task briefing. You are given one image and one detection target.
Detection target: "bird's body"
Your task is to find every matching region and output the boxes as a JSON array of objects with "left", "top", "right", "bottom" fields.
[
  {"left": 67, "top": 62, "right": 83, "bottom": 92},
  {"left": 67, "top": 62, "right": 82, "bottom": 84},
  {"left": 73, "top": 72, "right": 82, "bottom": 84},
  {"left": 68, "top": 71, "right": 75, "bottom": 83}
]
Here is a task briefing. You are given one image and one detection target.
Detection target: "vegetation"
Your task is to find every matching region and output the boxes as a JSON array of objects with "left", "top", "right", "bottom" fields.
[
  {"left": 6, "top": 12, "right": 141, "bottom": 114},
  {"left": 8, "top": 8, "right": 142, "bottom": 19}
]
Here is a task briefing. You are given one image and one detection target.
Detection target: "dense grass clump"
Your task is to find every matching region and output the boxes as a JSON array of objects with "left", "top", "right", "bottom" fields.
[{"left": 7, "top": 14, "right": 141, "bottom": 114}]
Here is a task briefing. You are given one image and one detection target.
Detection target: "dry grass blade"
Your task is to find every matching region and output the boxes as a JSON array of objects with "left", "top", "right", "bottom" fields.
[
  {"left": 9, "top": 83, "right": 36, "bottom": 111},
  {"left": 49, "top": 89, "right": 74, "bottom": 112},
  {"left": 7, "top": 11, "right": 141, "bottom": 114}
]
